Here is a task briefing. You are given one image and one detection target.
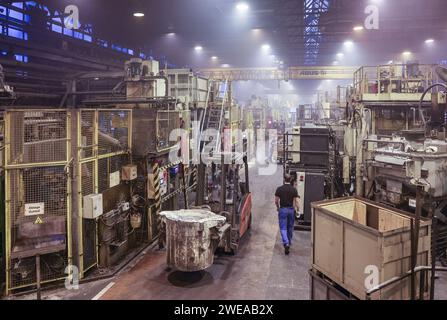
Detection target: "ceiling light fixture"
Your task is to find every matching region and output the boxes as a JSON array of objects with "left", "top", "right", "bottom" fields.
[
  {"left": 344, "top": 40, "right": 354, "bottom": 46},
  {"left": 425, "top": 38, "right": 435, "bottom": 44},
  {"left": 211, "top": 56, "right": 218, "bottom": 60},
  {"left": 194, "top": 46, "right": 203, "bottom": 52},
  {"left": 133, "top": 12, "right": 145, "bottom": 17},
  {"left": 337, "top": 52, "right": 344, "bottom": 58},
  {"left": 353, "top": 25, "right": 364, "bottom": 31},
  {"left": 402, "top": 51, "right": 412, "bottom": 56},
  {"left": 262, "top": 44, "right": 271, "bottom": 50},
  {"left": 236, "top": 2, "right": 249, "bottom": 12}
]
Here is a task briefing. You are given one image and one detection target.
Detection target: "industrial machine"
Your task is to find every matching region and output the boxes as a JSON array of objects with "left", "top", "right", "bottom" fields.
[
  {"left": 72, "top": 58, "right": 191, "bottom": 273},
  {"left": 282, "top": 125, "right": 336, "bottom": 229},
  {"left": 192, "top": 81, "right": 253, "bottom": 254},
  {"left": 346, "top": 63, "right": 447, "bottom": 267},
  {"left": 0, "top": 56, "right": 198, "bottom": 294},
  {"left": 0, "top": 65, "right": 14, "bottom": 99}
]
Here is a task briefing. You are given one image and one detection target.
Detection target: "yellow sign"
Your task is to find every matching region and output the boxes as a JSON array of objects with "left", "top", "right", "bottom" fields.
[
  {"left": 198, "top": 66, "right": 358, "bottom": 81},
  {"left": 34, "top": 216, "right": 44, "bottom": 225}
]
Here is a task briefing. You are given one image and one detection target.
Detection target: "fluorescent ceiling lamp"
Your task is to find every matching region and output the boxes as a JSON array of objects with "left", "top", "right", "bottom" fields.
[
  {"left": 353, "top": 25, "right": 364, "bottom": 31},
  {"left": 336, "top": 52, "right": 344, "bottom": 58},
  {"left": 402, "top": 51, "right": 412, "bottom": 56},
  {"left": 211, "top": 56, "right": 218, "bottom": 60},
  {"left": 194, "top": 46, "right": 203, "bottom": 52},
  {"left": 344, "top": 40, "right": 354, "bottom": 46},
  {"left": 133, "top": 12, "right": 145, "bottom": 17},
  {"left": 236, "top": 2, "right": 249, "bottom": 12},
  {"left": 262, "top": 44, "right": 271, "bottom": 50},
  {"left": 425, "top": 38, "right": 435, "bottom": 44}
]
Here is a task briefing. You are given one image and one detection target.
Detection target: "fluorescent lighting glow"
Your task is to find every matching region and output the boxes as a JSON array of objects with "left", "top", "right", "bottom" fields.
[
  {"left": 336, "top": 52, "right": 344, "bottom": 58},
  {"left": 133, "top": 12, "right": 145, "bottom": 17},
  {"left": 333, "top": 61, "right": 339, "bottom": 65},
  {"left": 402, "top": 51, "right": 412, "bottom": 56},
  {"left": 194, "top": 46, "right": 203, "bottom": 52},
  {"left": 388, "top": 60, "right": 394, "bottom": 64},
  {"left": 262, "top": 44, "right": 271, "bottom": 50},
  {"left": 236, "top": 2, "right": 249, "bottom": 12},
  {"left": 353, "top": 25, "right": 364, "bottom": 31},
  {"left": 211, "top": 56, "right": 218, "bottom": 60},
  {"left": 167, "top": 32, "right": 176, "bottom": 36},
  {"left": 221, "top": 64, "right": 230, "bottom": 68},
  {"left": 344, "top": 40, "right": 354, "bottom": 47},
  {"left": 425, "top": 38, "right": 435, "bottom": 44}
]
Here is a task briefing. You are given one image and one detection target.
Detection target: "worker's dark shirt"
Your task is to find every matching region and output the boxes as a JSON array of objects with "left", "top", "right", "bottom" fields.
[{"left": 275, "top": 183, "right": 299, "bottom": 208}]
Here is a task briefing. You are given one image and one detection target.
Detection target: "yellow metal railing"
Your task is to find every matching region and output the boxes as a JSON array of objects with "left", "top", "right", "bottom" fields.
[
  {"left": 353, "top": 64, "right": 438, "bottom": 96},
  {"left": 77, "top": 109, "right": 132, "bottom": 278}
]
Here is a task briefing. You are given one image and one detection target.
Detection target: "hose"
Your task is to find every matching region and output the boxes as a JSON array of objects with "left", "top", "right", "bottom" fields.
[{"left": 418, "top": 83, "right": 447, "bottom": 132}]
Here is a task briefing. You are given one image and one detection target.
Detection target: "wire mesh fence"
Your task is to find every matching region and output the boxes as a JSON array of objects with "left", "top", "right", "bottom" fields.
[
  {"left": 7, "top": 166, "right": 68, "bottom": 289},
  {"left": 156, "top": 110, "right": 181, "bottom": 152},
  {"left": 79, "top": 160, "right": 97, "bottom": 272},
  {"left": 80, "top": 110, "right": 95, "bottom": 159},
  {"left": 10, "top": 252, "right": 67, "bottom": 289},
  {"left": 98, "top": 154, "right": 130, "bottom": 193},
  {"left": 78, "top": 109, "right": 131, "bottom": 276},
  {"left": 4, "top": 108, "right": 132, "bottom": 291},
  {"left": 98, "top": 110, "right": 130, "bottom": 156},
  {"left": 4, "top": 110, "right": 70, "bottom": 292},
  {"left": 7, "top": 111, "right": 68, "bottom": 165}
]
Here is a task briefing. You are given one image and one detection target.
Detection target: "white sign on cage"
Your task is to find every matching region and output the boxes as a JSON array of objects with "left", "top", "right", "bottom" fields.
[
  {"left": 24, "top": 203, "right": 45, "bottom": 216},
  {"left": 109, "top": 171, "right": 120, "bottom": 188}
]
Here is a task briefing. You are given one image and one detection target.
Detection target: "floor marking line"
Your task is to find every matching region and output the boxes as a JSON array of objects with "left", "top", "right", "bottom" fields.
[{"left": 92, "top": 282, "right": 115, "bottom": 300}]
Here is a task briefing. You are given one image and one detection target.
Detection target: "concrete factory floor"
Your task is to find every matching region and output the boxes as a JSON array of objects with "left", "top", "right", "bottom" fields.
[{"left": 10, "top": 165, "right": 447, "bottom": 300}]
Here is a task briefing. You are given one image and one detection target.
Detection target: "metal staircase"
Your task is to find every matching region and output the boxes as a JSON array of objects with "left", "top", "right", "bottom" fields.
[{"left": 200, "top": 80, "right": 228, "bottom": 158}]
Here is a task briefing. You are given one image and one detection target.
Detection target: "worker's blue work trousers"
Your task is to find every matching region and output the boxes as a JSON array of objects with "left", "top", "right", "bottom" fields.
[{"left": 278, "top": 208, "right": 295, "bottom": 247}]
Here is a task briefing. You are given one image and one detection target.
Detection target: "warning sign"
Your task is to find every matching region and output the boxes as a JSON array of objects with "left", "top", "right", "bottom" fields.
[
  {"left": 34, "top": 216, "right": 44, "bottom": 224},
  {"left": 25, "top": 203, "right": 45, "bottom": 216}
]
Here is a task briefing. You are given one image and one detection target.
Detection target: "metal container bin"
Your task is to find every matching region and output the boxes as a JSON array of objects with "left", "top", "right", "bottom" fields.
[
  {"left": 311, "top": 197, "right": 431, "bottom": 300},
  {"left": 160, "top": 209, "right": 227, "bottom": 272}
]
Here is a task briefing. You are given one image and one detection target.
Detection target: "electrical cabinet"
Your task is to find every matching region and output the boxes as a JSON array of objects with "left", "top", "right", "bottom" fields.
[
  {"left": 122, "top": 164, "right": 137, "bottom": 181},
  {"left": 294, "top": 171, "right": 325, "bottom": 224},
  {"left": 291, "top": 126, "right": 329, "bottom": 167},
  {"left": 83, "top": 194, "right": 103, "bottom": 219}
]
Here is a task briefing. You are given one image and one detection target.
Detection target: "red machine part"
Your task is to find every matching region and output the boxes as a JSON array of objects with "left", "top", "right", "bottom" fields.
[{"left": 239, "top": 193, "right": 253, "bottom": 237}]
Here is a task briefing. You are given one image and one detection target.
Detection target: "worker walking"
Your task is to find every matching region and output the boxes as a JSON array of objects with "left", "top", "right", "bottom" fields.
[{"left": 275, "top": 174, "right": 300, "bottom": 255}]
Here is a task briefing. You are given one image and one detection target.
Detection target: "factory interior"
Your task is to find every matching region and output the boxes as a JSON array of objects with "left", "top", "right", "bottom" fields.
[{"left": 1, "top": 0, "right": 447, "bottom": 304}]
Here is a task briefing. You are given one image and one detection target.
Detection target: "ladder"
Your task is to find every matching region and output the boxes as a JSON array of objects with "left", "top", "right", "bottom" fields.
[{"left": 200, "top": 79, "right": 229, "bottom": 157}]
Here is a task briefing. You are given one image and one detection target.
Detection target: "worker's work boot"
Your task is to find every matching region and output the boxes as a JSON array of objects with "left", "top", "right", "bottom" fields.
[{"left": 284, "top": 245, "right": 290, "bottom": 255}]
